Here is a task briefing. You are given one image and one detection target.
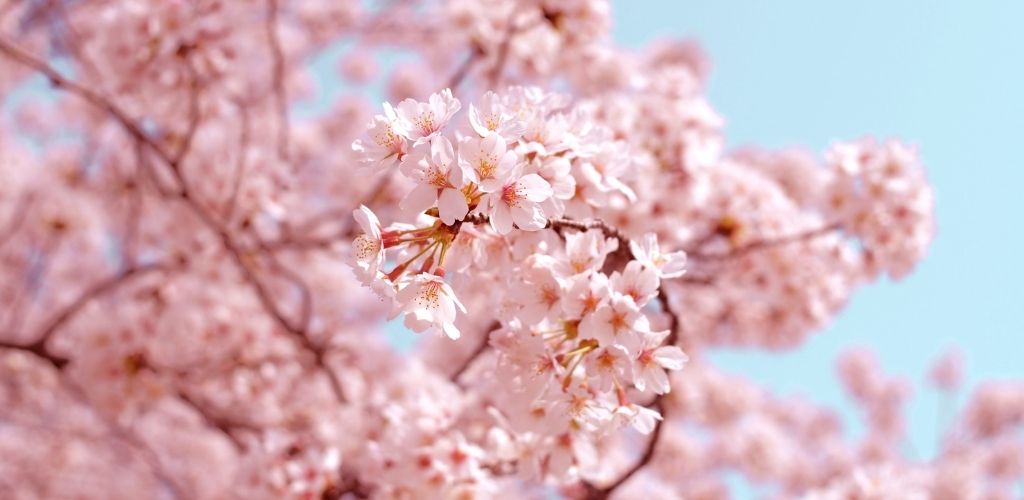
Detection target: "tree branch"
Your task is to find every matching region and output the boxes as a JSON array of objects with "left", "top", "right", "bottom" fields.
[
  {"left": 450, "top": 321, "right": 499, "bottom": 384},
  {"left": 689, "top": 222, "right": 841, "bottom": 261},
  {"left": 266, "top": 0, "right": 290, "bottom": 162}
]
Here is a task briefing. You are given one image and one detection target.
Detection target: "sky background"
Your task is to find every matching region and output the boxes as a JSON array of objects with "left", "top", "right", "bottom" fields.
[{"left": 607, "top": 0, "right": 1024, "bottom": 461}]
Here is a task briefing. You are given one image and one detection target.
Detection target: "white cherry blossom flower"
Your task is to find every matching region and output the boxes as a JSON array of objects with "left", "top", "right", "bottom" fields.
[
  {"left": 391, "top": 88, "right": 461, "bottom": 146},
  {"left": 629, "top": 232, "right": 687, "bottom": 278},
  {"left": 469, "top": 90, "right": 526, "bottom": 140},
  {"left": 612, "top": 402, "right": 663, "bottom": 434},
  {"left": 399, "top": 136, "right": 468, "bottom": 224},
  {"left": 633, "top": 330, "right": 688, "bottom": 394},
  {"left": 395, "top": 273, "right": 467, "bottom": 340},
  {"left": 480, "top": 165, "right": 553, "bottom": 234},
  {"left": 562, "top": 272, "right": 611, "bottom": 320},
  {"left": 458, "top": 133, "right": 518, "bottom": 192},
  {"left": 555, "top": 229, "right": 619, "bottom": 278},
  {"left": 349, "top": 205, "right": 384, "bottom": 283},
  {"left": 611, "top": 260, "right": 660, "bottom": 307},
  {"left": 352, "top": 112, "right": 407, "bottom": 169},
  {"left": 584, "top": 345, "right": 631, "bottom": 392},
  {"left": 579, "top": 293, "right": 643, "bottom": 354}
]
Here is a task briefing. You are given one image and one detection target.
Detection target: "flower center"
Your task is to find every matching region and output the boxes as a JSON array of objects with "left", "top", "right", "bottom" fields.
[
  {"left": 477, "top": 153, "right": 499, "bottom": 180},
  {"left": 354, "top": 234, "right": 381, "bottom": 261},
  {"left": 415, "top": 112, "right": 437, "bottom": 136},
  {"left": 414, "top": 281, "right": 443, "bottom": 310},
  {"left": 501, "top": 183, "right": 521, "bottom": 207}
]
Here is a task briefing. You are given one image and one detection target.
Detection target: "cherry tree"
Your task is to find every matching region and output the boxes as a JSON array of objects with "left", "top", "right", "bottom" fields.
[{"left": 0, "top": 1, "right": 1019, "bottom": 499}]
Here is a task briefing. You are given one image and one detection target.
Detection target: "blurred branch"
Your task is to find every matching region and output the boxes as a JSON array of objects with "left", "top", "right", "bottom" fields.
[
  {"left": 266, "top": 0, "right": 290, "bottom": 162},
  {"left": 450, "top": 321, "right": 499, "bottom": 384},
  {"left": 0, "top": 37, "right": 347, "bottom": 403},
  {"left": 446, "top": 44, "right": 483, "bottom": 91},
  {"left": 0, "top": 193, "right": 32, "bottom": 251},
  {"left": 689, "top": 222, "right": 841, "bottom": 261},
  {"left": 223, "top": 98, "right": 252, "bottom": 221}
]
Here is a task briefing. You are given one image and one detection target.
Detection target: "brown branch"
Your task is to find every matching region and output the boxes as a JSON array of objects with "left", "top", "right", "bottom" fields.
[
  {"left": 582, "top": 401, "right": 667, "bottom": 499},
  {"left": 0, "top": 337, "right": 187, "bottom": 498},
  {"left": 169, "top": 58, "right": 204, "bottom": 167},
  {"left": 488, "top": 12, "right": 520, "bottom": 90},
  {"left": 2, "top": 236, "right": 61, "bottom": 339},
  {"left": 0, "top": 262, "right": 168, "bottom": 369},
  {"left": 0, "top": 37, "right": 175, "bottom": 167},
  {"left": 266, "top": 0, "right": 290, "bottom": 162},
  {"left": 0, "top": 193, "right": 32, "bottom": 250},
  {"left": 176, "top": 390, "right": 255, "bottom": 451},
  {"left": 449, "top": 321, "right": 499, "bottom": 384},
  {"left": 223, "top": 98, "right": 252, "bottom": 221},
  {"left": 689, "top": 222, "right": 841, "bottom": 261},
  {"left": 446, "top": 44, "right": 483, "bottom": 91},
  {"left": 0, "top": 39, "right": 347, "bottom": 403}
]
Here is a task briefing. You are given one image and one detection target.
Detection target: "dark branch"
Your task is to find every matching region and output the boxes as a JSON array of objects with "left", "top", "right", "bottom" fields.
[
  {"left": 266, "top": 0, "right": 290, "bottom": 161},
  {"left": 689, "top": 222, "right": 841, "bottom": 261},
  {"left": 450, "top": 321, "right": 499, "bottom": 384}
]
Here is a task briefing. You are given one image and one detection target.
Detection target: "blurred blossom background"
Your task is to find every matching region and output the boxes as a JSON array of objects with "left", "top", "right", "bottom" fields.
[{"left": 606, "top": 0, "right": 1024, "bottom": 464}]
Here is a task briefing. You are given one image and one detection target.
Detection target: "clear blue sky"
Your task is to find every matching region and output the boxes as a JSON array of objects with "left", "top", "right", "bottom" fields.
[{"left": 609, "top": 0, "right": 1024, "bottom": 459}]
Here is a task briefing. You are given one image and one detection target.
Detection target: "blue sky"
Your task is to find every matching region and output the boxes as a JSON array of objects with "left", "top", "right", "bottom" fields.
[{"left": 609, "top": 0, "right": 1024, "bottom": 458}]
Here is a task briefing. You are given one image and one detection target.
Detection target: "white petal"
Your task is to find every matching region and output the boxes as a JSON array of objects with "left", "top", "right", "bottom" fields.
[
  {"left": 490, "top": 202, "right": 514, "bottom": 234},
  {"left": 400, "top": 184, "right": 438, "bottom": 217},
  {"left": 517, "top": 174, "right": 554, "bottom": 202},
  {"left": 654, "top": 346, "right": 688, "bottom": 370},
  {"left": 438, "top": 188, "right": 469, "bottom": 225}
]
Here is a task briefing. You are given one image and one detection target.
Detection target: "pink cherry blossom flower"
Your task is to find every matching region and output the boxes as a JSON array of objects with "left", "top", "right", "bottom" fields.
[
  {"left": 395, "top": 273, "right": 466, "bottom": 340},
  {"left": 562, "top": 272, "right": 611, "bottom": 320},
  {"left": 511, "top": 256, "right": 564, "bottom": 325},
  {"left": 391, "top": 88, "right": 461, "bottom": 146},
  {"left": 580, "top": 293, "right": 644, "bottom": 354},
  {"left": 584, "top": 345, "right": 631, "bottom": 392},
  {"left": 351, "top": 112, "right": 407, "bottom": 169},
  {"left": 480, "top": 166, "right": 553, "bottom": 234},
  {"left": 611, "top": 260, "right": 660, "bottom": 307},
  {"left": 468, "top": 90, "right": 526, "bottom": 140},
  {"left": 928, "top": 348, "right": 964, "bottom": 392},
  {"left": 458, "top": 133, "right": 518, "bottom": 192},
  {"left": 633, "top": 330, "right": 688, "bottom": 394},
  {"left": 629, "top": 232, "right": 687, "bottom": 279},
  {"left": 555, "top": 229, "right": 619, "bottom": 278},
  {"left": 350, "top": 205, "right": 385, "bottom": 282},
  {"left": 546, "top": 383, "right": 610, "bottom": 433},
  {"left": 399, "top": 137, "right": 469, "bottom": 224},
  {"left": 612, "top": 402, "right": 663, "bottom": 434}
]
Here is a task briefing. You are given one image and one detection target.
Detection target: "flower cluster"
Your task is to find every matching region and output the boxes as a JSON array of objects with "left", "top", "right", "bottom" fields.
[
  {"left": 347, "top": 87, "right": 689, "bottom": 484},
  {"left": 349, "top": 87, "right": 637, "bottom": 341}
]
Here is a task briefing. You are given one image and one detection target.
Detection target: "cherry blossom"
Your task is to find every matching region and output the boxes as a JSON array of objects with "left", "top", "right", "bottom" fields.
[
  {"left": 350, "top": 205, "right": 386, "bottom": 282},
  {"left": 479, "top": 165, "right": 554, "bottom": 234},
  {"left": 399, "top": 136, "right": 468, "bottom": 224},
  {"left": 396, "top": 273, "right": 467, "bottom": 339},
  {"left": 391, "top": 88, "right": 461, "bottom": 146},
  {"left": 458, "top": 133, "right": 519, "bottom": 192},
  {"left": 630, "top": 232, "right": 687, "bottom": 279},
  {"left": 352, "top": 113, "right": 407, "bottom": 169}
]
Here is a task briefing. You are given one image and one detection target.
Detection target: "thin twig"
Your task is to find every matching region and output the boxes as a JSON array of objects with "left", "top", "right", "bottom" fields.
[
  {"left": 450, "top": 321, "right": 499, "bottom": 384},
  {"left": 0, "top": 194, "right": 32, "bottom": 251},
  {"left": 266, "top": 0, "right": 290, "bottom": 162},
  {"left": 223, "top": 98, "right": 252, "bottom": 221},
  {"left": 446, "top": 44, "right": 483, "bottom": 91},
  {"left": 0, "top": 38, "right": 346, "bottom": 403},
  {"left": 689, "top": 223, "right": 841, "bottom": 261}
]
